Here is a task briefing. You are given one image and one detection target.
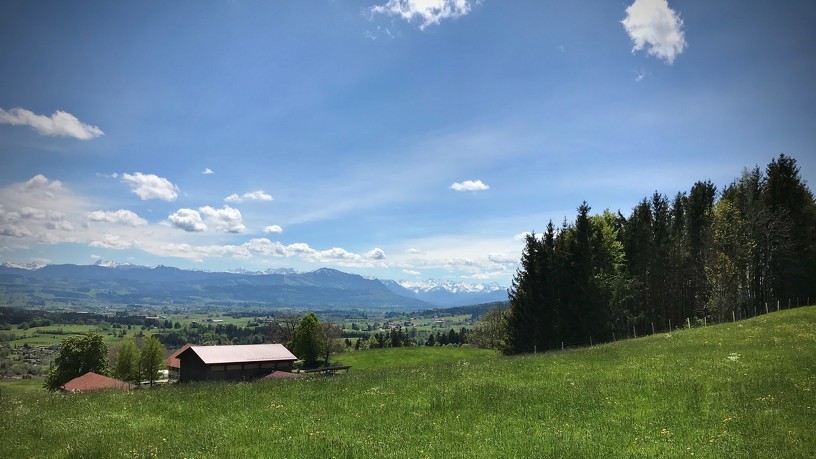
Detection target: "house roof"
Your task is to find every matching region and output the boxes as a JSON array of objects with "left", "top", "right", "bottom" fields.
[
  {"left": 180, "top": 343, "right": 297, "bottom": 365},
  {"left": 61, "top": 372, "right": 135, "bottom": 392},
  {"left": 165, "top": 343, "right": 193, "bottom": 369}
]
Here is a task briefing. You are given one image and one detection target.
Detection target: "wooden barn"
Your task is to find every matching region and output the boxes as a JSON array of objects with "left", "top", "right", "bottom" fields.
[
  {"left": 165, "top": 343, "right": 193, "bottom": 381},
  {"left": 176, "top": 343, "right": 297, "bottom": 383}
]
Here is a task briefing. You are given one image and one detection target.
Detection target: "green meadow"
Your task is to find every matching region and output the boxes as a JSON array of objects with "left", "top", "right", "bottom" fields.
[{"left": 2, "top": 307, "right": 814, "bottom": 458}]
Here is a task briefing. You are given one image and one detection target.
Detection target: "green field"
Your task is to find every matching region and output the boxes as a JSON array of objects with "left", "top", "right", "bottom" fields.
[
  {"left": 333, "top": 345, "right": 497, "bottom": 371},
  {"left": 2, "top": 307, "right": 814, "bottom": 458}
]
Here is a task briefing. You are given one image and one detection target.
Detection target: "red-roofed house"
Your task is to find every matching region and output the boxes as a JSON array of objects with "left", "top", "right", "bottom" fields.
[
  {"left": 177, "top": 344, "right": 297, "bottom": 383},
  {"left": 165, "top": 343, "right": 193, "bottom": 381},
  {"left": 60, "top": 372, "right": 135, "bottom": 392}
]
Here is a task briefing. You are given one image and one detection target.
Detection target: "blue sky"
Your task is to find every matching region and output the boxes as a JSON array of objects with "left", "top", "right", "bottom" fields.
[{"left": 1, "top": 0, "right": 814, "bottom": 285}]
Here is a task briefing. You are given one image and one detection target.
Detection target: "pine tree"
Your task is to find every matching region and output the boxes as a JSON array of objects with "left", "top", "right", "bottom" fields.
[{"left": 505, "top": 232, "right": 549, "bottom": 354}]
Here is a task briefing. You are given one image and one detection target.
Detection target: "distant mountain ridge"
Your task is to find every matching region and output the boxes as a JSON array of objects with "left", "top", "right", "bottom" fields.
[
  {"left": 0, "top": 262, "right": 508, "bottom": 309},
  {"left": 380, "top": 279, "right": 508, "bottom": 307}
]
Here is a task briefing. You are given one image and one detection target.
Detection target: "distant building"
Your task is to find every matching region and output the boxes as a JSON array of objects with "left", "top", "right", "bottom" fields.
[
  {"left": 61, "top": 372, "right": 135, "bottom": 392},
  {"left": 177, "top": 344, "right": 297, "bottom": 383}
]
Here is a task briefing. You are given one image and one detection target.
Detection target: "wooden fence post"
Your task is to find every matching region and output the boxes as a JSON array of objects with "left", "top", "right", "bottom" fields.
[
  {"left": 765, "top": 303, "right": 769, "bottom": 314},
  {"left": 687, "top": 318, "right": 691, "bottom": 329},
  {"left": 732, "top": 311, "right": 736, "bottom": 322},
  {"left": 633, "top": 326, "right": 637, "bottom": 338},
  {"left": 651, "top": 322, "right": 655, "bottom": 335}
]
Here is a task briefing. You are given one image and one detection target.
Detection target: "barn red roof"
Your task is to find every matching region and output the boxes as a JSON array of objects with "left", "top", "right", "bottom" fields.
[
  {"left": 166, "top": 343, "right": 193, "bottom": 369},
  {"left": 61, "top": 372, "right": 135, "bottom": 392}
]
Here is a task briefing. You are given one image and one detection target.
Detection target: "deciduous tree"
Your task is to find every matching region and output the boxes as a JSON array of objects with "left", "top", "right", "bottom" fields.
[
  {"left": 113, "top": 338, "right": 140, "bottom": 384},
  {"left": 44, "top": 333, "right": 108, "bottom": 391},
  {"left": 292, "top": 312, "right": 322, "bottom": 367},
  {"left": 139, "top": 336, "right": 165, "bottom": 387}
]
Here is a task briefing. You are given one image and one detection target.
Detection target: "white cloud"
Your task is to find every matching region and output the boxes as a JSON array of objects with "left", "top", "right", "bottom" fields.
[
  {"left": 167, "top": 208, "right": 207, "bottom": 232},
  {"left": 366, "top": 248, "right": 387, "bottom": 260},
  {"left": 225, "top": 190, "right": 273, "bottom": 203},
  {"left": 622, "top": 0, "right": 686, "bottom": 64},
  {"left": 20, "top": 207, "right": 47, "bottom": 220},
  {"left": 403, "top": 269, "right": 421, "bottom": 276},
  {"left": 0, "top": 224, "right": 31, "bottom": 238},
  {"left": 22, "top": 174, "right": 62, "bottom": 197},
  {"left": 488, "top": 253, "right": 516, "bottom": 265},
  {"left": 407, "top": 248, "right": 423, "bottom": 254},
  {"left": 0, "top": 175, "right": 92, "bottom": 247},
  {"left": 263, "top": 225, "right": 283, "bottom": 234},
  {"left": 370, "top": 0, "right": 475, "bottom": 30},
  {"left": 87, "top": 209, "right": 147, "bottom": 227},
  {"left": 199, "top": 205, "right": 246, "bottom": 233},
  {"left": 89, "top": 234, "right": 135, "bottom": 250},
  {"left": 202, "top": 168, "right": 214, "bottom": 175},
  {"left": 450, "top": 179, "right": 489, "bottom": 191},
  {"left": 122, "top": 172, "right": 179, "bottom": 201},
  {"left": 0, "top": 107, "right": 104, "bottom": 140},
  {"left": 513, "top": 231, "right": 533, "bottom": 241},
  {"left": 46, "top": 220, "right": 74, "bottom": 231}
]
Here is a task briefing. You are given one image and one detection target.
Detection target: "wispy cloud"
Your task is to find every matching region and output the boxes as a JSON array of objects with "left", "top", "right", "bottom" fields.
[
  {"left": 369, "top": 0, "right": 476, "bottom": 30},
  {"left": 0, "top": 107, "right": 103, "bottom": 140},
  {"left": 225, "top": 190, "right": 273, "bottom": 203},
  {"left": 450, "top": 179, "right": 489, "bottom": 191},
  {"left": 202, "top": 168, "right": 214, "bottom": 175},
  {"left": 87, "top": 209, "right": 147, "bottom": 227},
  {"left": 122, "top": 172, "right": 179, "bottom": 201},
  {"left": 622, "top": 0, "right": 686, "bottom": 64}
]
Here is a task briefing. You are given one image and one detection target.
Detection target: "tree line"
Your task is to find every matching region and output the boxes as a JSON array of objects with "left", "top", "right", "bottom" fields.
[
  {"left": 504, "top": 154, "right": 816, "bottom": 354},
  {"left": 43, "top": 333, "right": 165, "bottom": 390}
]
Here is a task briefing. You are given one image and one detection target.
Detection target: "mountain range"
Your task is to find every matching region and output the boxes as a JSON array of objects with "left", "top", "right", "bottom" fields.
[{"left": 0, "top": 261, "right": 508, "bottom": 310}]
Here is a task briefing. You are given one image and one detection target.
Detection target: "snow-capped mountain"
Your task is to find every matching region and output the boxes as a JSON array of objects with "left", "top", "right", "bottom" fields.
[
  {"left": 380, "top": 278, "right": 508, "bottom": 307},
  {"left": 1, "top": 260, "right": 47, "bottom": 270}
]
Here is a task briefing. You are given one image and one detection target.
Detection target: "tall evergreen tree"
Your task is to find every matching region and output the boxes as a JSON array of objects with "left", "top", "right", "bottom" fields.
[
  {"left": 686, "top": 180, "right": 717, "bottom": 317},
  {"left": 763, "top": 154, "right": 816, "bottom": 302},
  {"left": 505, "top": 232, "right": 548, "bottom": 354}
]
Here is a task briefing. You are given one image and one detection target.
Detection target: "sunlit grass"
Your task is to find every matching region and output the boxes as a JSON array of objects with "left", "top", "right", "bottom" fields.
[{"left": 2, "top": 307, "right": 814, "bottom": 458}]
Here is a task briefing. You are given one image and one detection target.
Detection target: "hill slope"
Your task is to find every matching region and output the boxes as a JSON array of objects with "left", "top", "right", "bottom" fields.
[{"left": 2, "top": 307, "right": 815, "bottom": 458}]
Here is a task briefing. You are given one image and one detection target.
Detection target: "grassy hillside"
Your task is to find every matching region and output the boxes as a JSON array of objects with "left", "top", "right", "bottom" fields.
[{"left": 2, "top": 307, "right": 815, "bottom": 458}]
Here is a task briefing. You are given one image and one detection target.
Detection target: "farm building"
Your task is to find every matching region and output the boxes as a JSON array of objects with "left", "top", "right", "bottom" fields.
[
  {"left": 176, "top": 343, "right": 297, "bottom": 383},
  {"left": 61, "top": 372, "right": 135, "bottom": 392},
  {"left": 165, "top": 343, "right": 193, "bottom": 380}
]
